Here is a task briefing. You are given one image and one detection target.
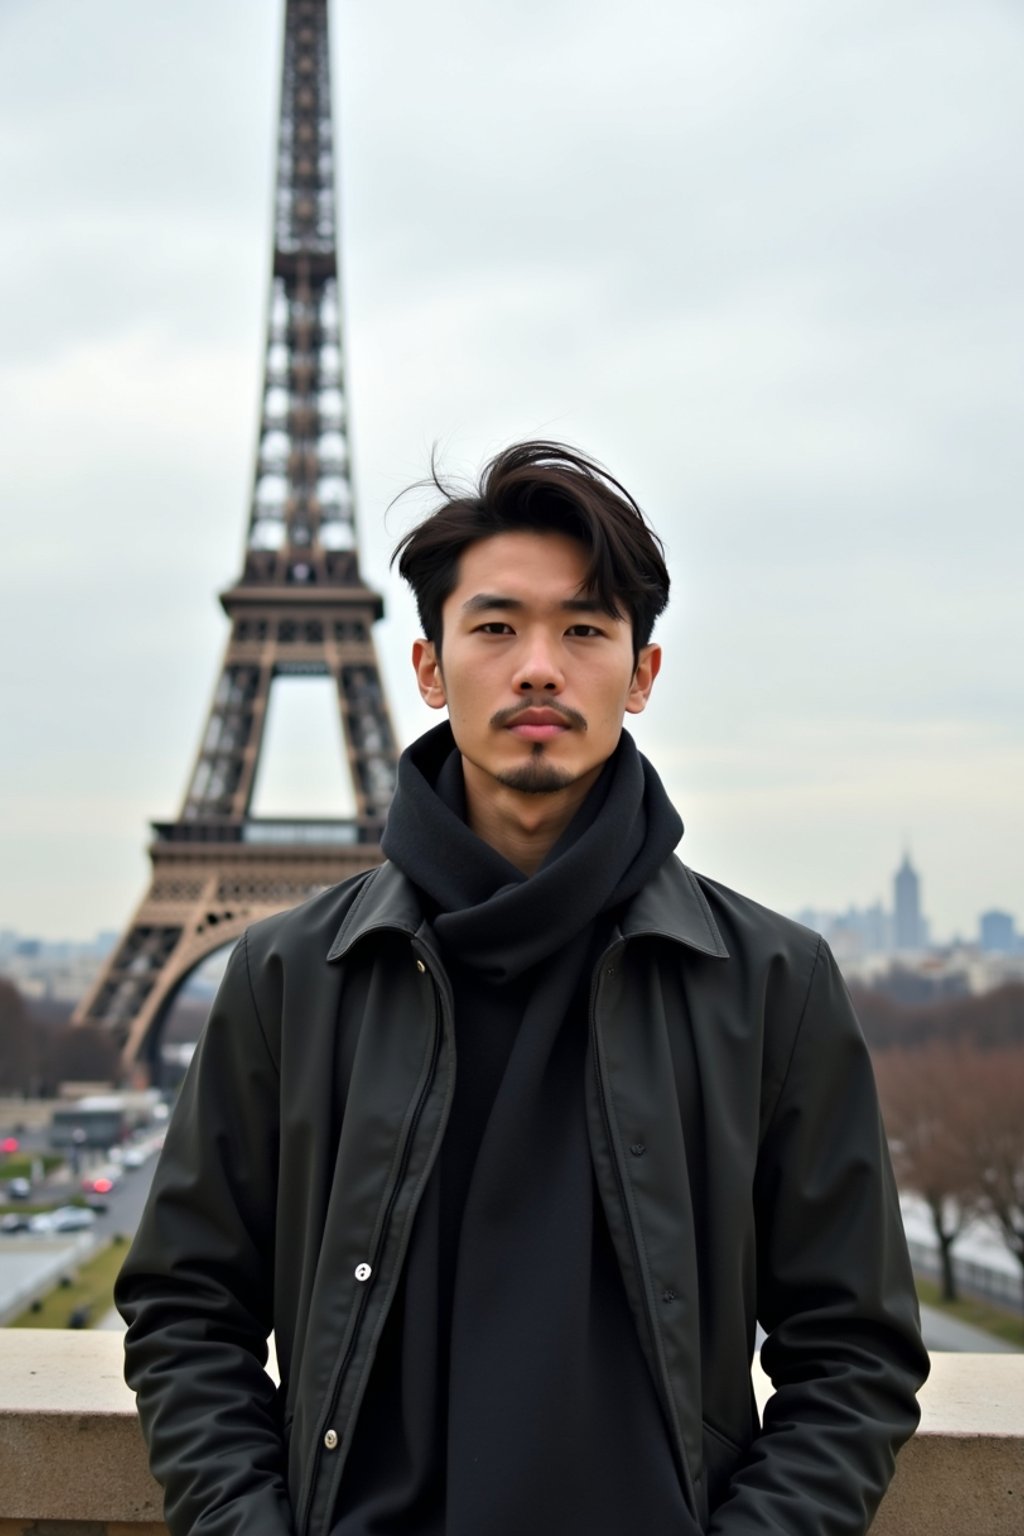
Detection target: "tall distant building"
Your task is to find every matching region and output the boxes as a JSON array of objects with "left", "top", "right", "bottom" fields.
[
  {"left": 893, "top": 853, "right": 923, "bottom": 951},
  {"left": 979, "top": 910, "right": 1017, "bottom": 953}
]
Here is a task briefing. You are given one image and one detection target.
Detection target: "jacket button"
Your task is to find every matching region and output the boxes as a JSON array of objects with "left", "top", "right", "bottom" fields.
[
  {"left": 662, "top": 1288, "right": 678, "bottom": 1303},
  {"left": 354, "top": 1262, "right": 372, "bottom": 1282},
  {"left": 629, "top": 1142, "right": 646, "bottom": 1156},
  {"left": 415, "top": 959, "right": 426, "bottom": 974},
  {"left": 324, "top": 1428, "right": 338, "bottom": 1450}
]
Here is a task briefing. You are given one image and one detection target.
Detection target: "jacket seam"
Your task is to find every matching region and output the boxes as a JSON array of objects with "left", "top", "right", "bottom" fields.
[
  {"left": 702, "top": 1415, "right": 744, "bottom": 1455},
  {"left": 366, "top": 951, "right": 436, "bottom": 1260},
  {"left": 241, "top": 929, "right": 280, "bottom": 1078},
  {"left": 760, "top": 934, "right": 823, "bottom": 1140},
  {"left": 596, "top": 1014, "right": 693, "bottom": 1490}
]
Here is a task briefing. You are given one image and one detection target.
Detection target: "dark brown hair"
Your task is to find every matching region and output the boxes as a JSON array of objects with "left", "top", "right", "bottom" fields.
[{"left": 390, "top": 440, "right": 670, "bottom": 656}]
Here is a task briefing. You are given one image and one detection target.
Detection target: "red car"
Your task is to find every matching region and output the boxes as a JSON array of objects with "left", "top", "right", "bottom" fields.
[{"left": 81, "top": 1171, "right": 118, "bottom": 1196}]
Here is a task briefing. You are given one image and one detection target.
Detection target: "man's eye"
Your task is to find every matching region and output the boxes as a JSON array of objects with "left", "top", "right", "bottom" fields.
[
  {"left": 566, "top": 624, "right": 603, "bottom": 637},
  {"left": 475, "top": 622, "right": 514, "bottom": 635}
]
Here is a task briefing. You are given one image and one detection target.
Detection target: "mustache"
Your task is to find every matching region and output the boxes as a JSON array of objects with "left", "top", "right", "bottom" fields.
[{"left": 490, "top": 698, "right": 588, "bottom": 732}]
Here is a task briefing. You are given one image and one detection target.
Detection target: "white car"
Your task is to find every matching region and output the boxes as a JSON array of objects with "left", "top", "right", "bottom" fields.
[
  {"left": 30, "top": 1205, "right": 97, "bottom": 1234},
  {"left": 52, "top": 1205, "right": 97, "bottom": 1232}
]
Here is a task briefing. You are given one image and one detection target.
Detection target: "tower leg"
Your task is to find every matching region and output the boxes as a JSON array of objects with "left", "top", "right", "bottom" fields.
[{"left": 73, "top": 846, "right": 381, "bottom": 1075}]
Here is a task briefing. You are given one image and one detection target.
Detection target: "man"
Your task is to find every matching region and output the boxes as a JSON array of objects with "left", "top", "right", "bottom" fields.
[{"left": 117, "top": 441, "right": 929, "bottom": 1536}]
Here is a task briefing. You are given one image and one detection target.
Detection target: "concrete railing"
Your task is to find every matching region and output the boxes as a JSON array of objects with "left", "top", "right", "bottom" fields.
[{"left": 0, "top": 1332, "right": 1020, "bottom": 1535}]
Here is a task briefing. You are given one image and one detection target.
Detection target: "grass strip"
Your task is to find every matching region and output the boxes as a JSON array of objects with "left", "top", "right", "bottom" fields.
[
  {"left": 916, "top": 1274, "right": 1024, "bottom": 1349},
  {"left": 8, "top": 1236, "right": 128, "bottom": 1329},
  {"left": 1, "top": 1196, "right": 92, "bottom": 1218},
  {"left": 1, "top": 1153, "right": 64, "bottom": 1180}
]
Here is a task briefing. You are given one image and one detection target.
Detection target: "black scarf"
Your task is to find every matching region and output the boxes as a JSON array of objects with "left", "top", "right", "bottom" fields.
[
  {"left": 384, "top": 719, "right": 683, "bottom": 976},
  {"left": 332, "top": 724, "right": 699, "bottom": 1536}
]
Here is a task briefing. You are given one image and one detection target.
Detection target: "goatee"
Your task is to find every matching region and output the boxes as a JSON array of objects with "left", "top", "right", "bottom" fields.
[{"left": 496, "top": 749, "right": 575, "bottom": 795}]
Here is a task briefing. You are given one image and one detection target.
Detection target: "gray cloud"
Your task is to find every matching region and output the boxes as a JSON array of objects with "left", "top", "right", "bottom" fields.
[{"left": 1, "top": 0, "right": 1021, "bottom": 940}]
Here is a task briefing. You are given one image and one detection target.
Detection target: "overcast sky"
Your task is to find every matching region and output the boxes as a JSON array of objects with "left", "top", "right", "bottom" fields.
[{"left": 1, "top": 0, "right": 1021, "bottom": 944}]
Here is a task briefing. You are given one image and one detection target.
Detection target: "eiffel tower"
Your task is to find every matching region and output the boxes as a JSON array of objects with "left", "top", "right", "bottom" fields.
[{"left": 73, "top": 0, "right": 398, "bottom": 1080}]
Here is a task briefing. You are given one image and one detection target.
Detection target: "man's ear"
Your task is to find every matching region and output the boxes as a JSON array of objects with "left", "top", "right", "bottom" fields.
[
  {"left": 412, "top": 638, "right": 447, "bottom": 710},
  {"left": 625, "top": 643, "right": 661, "bottom": 715}
]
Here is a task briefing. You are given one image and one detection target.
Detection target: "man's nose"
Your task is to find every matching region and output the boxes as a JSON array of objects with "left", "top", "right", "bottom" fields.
[{"left": 512, "top": 634, "right": 563, "bottom": 693}]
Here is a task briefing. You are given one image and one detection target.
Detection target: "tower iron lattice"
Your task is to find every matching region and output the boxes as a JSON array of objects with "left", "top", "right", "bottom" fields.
[{"left": 74, "top": 0, "right": 399, "bottom": 1077}]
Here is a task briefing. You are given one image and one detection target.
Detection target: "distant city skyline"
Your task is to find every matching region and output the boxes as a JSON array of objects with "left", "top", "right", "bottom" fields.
[
  {"left": 3, "top": 850, "right": 1018, "bottom": 953},
  {"left": 2, "top": 0, "right": 1021, "bottom": 943},
  {"left": 797, "top": 853, "right": 1022, "bottom": 962}
]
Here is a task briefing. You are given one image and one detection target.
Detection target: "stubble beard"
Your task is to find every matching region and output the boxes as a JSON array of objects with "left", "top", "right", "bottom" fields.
[{"left": 495, "top": 745, "right": 576, "bottom": 795}]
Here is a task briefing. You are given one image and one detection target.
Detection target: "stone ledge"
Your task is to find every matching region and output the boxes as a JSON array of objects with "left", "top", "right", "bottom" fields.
[
  {"left": 0, "top": 1332, "right": 163, "bottom": 1529},
  {"left": 0, "top": 1333, "right": 1020, "bottom": 1534}
]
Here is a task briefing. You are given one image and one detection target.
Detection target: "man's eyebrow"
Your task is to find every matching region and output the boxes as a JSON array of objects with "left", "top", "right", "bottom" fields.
[{"left": 461, "top": 593, "right": 606, "bottom": 614}]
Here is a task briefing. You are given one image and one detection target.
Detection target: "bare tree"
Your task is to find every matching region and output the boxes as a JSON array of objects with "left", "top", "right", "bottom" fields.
[
  {"left": 971, "top": 1048, "right": 1024, "bottom": 1310},
  {"left": 855, "top": 980, "right": 1024, "bottom": 1051},
  {"left": 42, "top": 1022, "right": 120, "bottom": 1092},
  {"left": 876, "top": 1038, "right": 1024, "bottom": 1310},
  {"left": 874, "top": 1043, "right": 983, "bottom": 1302},
  {"left": 0, "top": 976, "right": 34, "bottom": 1094}
]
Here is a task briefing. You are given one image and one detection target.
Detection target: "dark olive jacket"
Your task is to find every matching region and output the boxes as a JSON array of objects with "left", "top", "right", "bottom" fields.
[{"left": 116, "top": 856, "right": 928, "bottom": 1536}]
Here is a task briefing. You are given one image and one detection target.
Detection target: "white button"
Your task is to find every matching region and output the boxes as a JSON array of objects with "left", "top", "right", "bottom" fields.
[
  {"left": 324, "top": 1428, "right": 338, "bottom": 1450},
  {"left": 415, "top": 959, "right": 426, "bottom": 974},
  {"left": 354, "top": 1262, "right": 372, "bottom": 1282}
]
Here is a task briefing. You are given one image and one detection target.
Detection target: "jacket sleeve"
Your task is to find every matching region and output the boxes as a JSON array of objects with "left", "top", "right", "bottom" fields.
[
  {"left": 115, "top": 931, "right": 293, "bottom": 1536},
  {"left": 709, "top": 937, "right": 930, "bottom": 1536}
]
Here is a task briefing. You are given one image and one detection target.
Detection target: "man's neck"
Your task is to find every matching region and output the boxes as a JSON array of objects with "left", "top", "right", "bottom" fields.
[{"left": 462, "top": 759, "right": 603, "bottom": 875}]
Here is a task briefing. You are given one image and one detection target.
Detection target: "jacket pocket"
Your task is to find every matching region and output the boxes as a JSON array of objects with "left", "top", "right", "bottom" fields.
[{"left": 701, "top": 1418, "right": 745, "bottom": 1521}]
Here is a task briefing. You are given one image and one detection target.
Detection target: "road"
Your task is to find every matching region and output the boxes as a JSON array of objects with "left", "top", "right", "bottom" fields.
[
  {"left": 0, "top": 1148, "right": 159, "bottom": 1323},
  {"left": 90, "top": 1156, "right": 159, "bottom": 1331},
  {"left": 87, "top": 1154, "right": 159, "bottom": 1243},
  {"left": 918, "top": 1303, "right": 1020, "bottom": 1354}
]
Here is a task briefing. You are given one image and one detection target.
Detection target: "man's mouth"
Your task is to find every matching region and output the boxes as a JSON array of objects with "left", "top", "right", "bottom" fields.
[{"left": 502, "top": 707, "right": 575, "bottom": 742}]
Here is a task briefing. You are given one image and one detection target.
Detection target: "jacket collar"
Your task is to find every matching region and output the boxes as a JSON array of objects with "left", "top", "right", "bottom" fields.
[
  {"left": 326, "top": 861, "right": 425, "bottom": 961},
  {"left": 327, "top": 855, "right": 728, "bottom": 963},
  {"left": 616, "top": 856, "right": 729, "bottom": 958}
]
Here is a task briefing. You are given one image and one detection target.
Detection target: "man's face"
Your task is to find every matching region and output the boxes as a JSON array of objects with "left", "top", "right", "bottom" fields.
[{"left": 412, "top": 530, "right": 660, "bottom": 803}]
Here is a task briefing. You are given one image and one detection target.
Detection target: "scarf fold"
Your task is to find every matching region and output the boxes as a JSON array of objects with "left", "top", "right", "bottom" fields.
[{"left": 333, "top": 724, "right": 699, "bottom": 1536}]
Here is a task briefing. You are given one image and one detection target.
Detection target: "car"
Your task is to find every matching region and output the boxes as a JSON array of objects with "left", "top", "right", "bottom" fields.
[
  {"left": 81, "top": 1168, "right": 120, "bottom": 1196},
  {"left": 1, "top": 1212, "right": 31, "bottom": 1235},
  {"left": 7, "top": 1177, "right": 31, "bottom": 1200},
  {"left": 48, "top": 1205, "right": 98, "bottom": 1233},
  {"left": 29, "top": 1205, "right": 97, "bottom": 1234},
  {"left": 121, "top": 1146, "right": 148, "bottom": 1169}
]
